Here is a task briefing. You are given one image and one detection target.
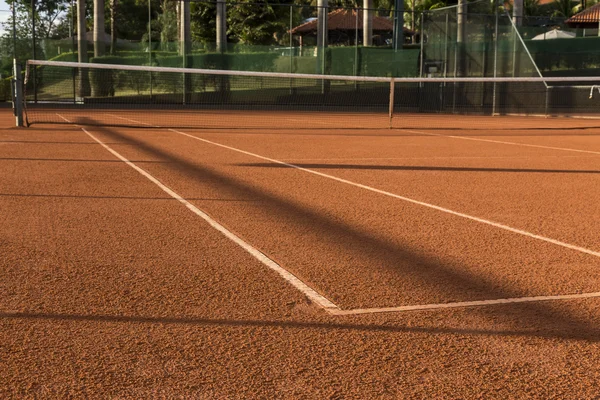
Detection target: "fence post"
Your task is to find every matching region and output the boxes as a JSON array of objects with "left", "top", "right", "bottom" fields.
[
  {"left": 389, "top": 78, "right": 395, "bottom": 129},
  {"left": 492, "top": 0, "right": 499, "bottom": 115}
]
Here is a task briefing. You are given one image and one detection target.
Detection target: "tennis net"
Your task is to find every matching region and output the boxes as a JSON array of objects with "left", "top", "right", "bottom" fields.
[{"left": 23, "top": 60, "right": 600, "bottom": 130}]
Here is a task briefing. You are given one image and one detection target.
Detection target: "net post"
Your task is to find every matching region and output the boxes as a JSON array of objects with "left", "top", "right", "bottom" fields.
[
  {"left": 545, "top": 85, "right": 550, "bottom": 118},
  {"left": 12, "top": 59, "right": 23, "bottom": 127},
  {"left": 389, "top": 78, "right": 395, "bottom": 129}
]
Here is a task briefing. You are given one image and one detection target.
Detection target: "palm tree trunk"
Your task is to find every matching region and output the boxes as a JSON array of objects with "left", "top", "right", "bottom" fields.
[
  {"left": 110, "top": 0, "right": 117, "bottom": 54},
  {"left": 457, "top": 0, "right": 467, "bottom": 76},
  {"left": 411, "top": 0, "right": 415, "bottom": 44},
  {"left": 179, "top": 0, "right": 191, "bottom": 57},
  {"left": 92, "top": 0, "right": 107, "bottom": 97},
  {"left": 363, "top": 0, "right": 373, "bottom": 46},
  {"left": 77, "top": 0, "right": 90, "bottom": 97},
  {"left": 94, "top": 0, "right": 105, "bottom": 57}
]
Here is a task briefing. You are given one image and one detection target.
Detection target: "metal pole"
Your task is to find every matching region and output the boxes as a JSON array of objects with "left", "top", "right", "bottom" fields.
[
  {"left": 317, "top": 0, "right": 328, "bottom": 74},
  {"left": 71, "top": 0, "right": 76, "bottom": 102},
  {"left": 290, "top": 5, "right": 293, "bottom": 73},
  {"left": 148, "top": 0, "right": 152, "bottom": 60},
  {"left": 545, "top": 86, "right": 550, "bottom": 117},
  {"left": 355, "top": 7, "right": 359, "bottom": 76},
  {"left": 149, "top": 0, "right": 152, "bottom": 99},
  {"left": 394, "top": 0, "right": 404, "bottom": 51},
  {"left": 511, "top": 22, "right": 517, "bottom": 77},
  {"left": 12, "top": 1, "right": 17, "bottom": 60},
  {"left": 31, "top": 0, "right": 37, "bottom": 103},
  {"left": 289, "top": 5, "right": 293, "bottom": 94},
  {"left": 444, "top": 13, "right": 448, "bottom": 77},
  {"left": 419, "top": 12, "right": 424, "bottom": 77},
  {"left": 492, "top": 0, "right": 499, "bottom": 115}
]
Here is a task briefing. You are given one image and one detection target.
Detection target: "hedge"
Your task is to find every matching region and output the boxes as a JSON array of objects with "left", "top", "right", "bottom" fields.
[{"left": 0, "top": 77, "right": 11, "bottom": 102}]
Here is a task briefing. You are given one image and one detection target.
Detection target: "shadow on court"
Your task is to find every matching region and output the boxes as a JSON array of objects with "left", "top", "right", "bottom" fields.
[
  {"left": 1, "top": 310, "right": 599, "bottom": 342},
  {"left": 69, "top": 118, "right": 600, "bottom": 343}
]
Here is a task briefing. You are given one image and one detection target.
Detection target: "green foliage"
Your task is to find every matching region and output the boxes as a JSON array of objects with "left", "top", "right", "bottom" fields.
[
  {"left": 90, "top": 51, "right": 280, "bottom": 71},
  {"left": 191, "top": 1, "right": 217, "bottom": 45},
  {"left": 527, "top": 36, "right": 600, "bottom": 72},
  {"left": 227, "top": 1, "right": 291, "bottom": 45},
  {"left": 0, "top": 77, "right": 11, "bottom": 102},
  {"left": 551, "top": 0, "right": 579, "bottom": 17},
  {"left": 3, "top": 0, "right": 70, "bottom": 40},
  {"left": 190, "top": 0, "right": 298, "bottom": 46},
  {"left": 158, "top": 0, "right": 178, "bottom": 46}
]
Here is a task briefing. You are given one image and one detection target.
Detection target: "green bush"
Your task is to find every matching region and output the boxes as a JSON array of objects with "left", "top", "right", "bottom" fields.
[
  {"left": 0, "top": 77, "right": 11, "bottom": 102},
  {"left": 526, "top": 36, "right": 600, "bottom": 73}
]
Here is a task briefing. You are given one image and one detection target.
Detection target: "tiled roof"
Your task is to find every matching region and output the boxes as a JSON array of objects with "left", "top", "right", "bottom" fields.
[
  {"left": 290, "top": 9, "right": 413, "bottom": 34},
  {"left": 567, "top": 3, "right": 600, "bottom": 24}
]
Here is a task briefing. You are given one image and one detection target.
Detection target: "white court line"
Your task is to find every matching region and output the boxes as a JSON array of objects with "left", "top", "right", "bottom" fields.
[
  {"left": 331, "top": 292, "right": 600, "bottom": 315},
  {"left": 166, "top": 128, "right": 600, "bottom": 259},
  {"left": 402, "top": 129, "right": 600, "bottom": 156},
  {"left": 97, "top": 114, "right": 600, "bottom": 315},
  {"left": 55, "top": 114, "right": 339, "bottom": 312},
  {"left": 283, "top": 155, "right": 597, "bottom": 161}
]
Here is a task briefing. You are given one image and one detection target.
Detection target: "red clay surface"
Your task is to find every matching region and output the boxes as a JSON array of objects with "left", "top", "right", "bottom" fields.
[{"left": 2, "top": 108, "right": 600, "bottom": 398}]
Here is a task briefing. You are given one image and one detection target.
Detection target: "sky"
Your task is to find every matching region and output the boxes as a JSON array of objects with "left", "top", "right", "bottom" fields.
[{"left": 0, "top": 0, "right": 10, "bottom": 35}]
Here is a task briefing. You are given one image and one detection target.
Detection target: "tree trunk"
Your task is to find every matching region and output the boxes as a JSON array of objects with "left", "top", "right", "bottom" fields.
[
  {"left": 316, "top": 0, "right": 328, "bottom": 73},
  {"left": 92, "top": 0, "right": 108, "bottom": 97},
  {"left": 457, "top": 0, "right": 467, "bottom": 76},
  {"left": 110, "top": 0, "right": 117, "bottom": 54},
  {"left": 513, "top": 0, "right": 523, "bottom": 27},
  {"left": 363, "top": 0, "right": 373, "bottom": 46},
  {"left": 94, "top": 0, "right": 105, "bottom": 57},
  {"left": 179, "top": 0, "right": 191, "bottom": 58},
  {"left": 77, "top": 0, "right": 90, "bottom": 97},
  {"left": 216, "top": 0, "right": 227, "bottom": 53}
]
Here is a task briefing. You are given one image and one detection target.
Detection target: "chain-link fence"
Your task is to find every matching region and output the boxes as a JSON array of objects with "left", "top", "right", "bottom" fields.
[{"left": 4, "top": 1, "right": 600, "bottom": 86}]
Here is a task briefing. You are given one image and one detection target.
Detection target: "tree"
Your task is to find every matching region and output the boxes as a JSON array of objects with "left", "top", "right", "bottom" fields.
[
  {"left": 1, "top": 0, "right": 69, "bottom": 41},
  {"left": 190, "top": 0, "right": 296, "bottom": 47},
  {"left": 227, "top": 0, "right": 292, "bottom": 45},
  {"left": 0, "top": 0, "right": 70, "bottom": 75},
  {"left": 110, "top": 0, "right": 117, "bottom": 53},
  {"left": 94, "top": 0, "right": 105, "bottom": 56},
  {"left": 77, "top": 0, "right": 90, "bottom": 97},
  {"left": 552, "top": 0, "right": 579, "bottom": 17}
]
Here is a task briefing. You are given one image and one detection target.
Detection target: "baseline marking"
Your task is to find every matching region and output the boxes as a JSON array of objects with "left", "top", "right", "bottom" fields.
[{"left": 331, "top": 292, "right": 600, "bottom": 315}]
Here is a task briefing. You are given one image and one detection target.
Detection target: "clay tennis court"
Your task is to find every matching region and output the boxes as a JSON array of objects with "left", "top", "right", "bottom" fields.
[{"left": 1, "top": 107, "right": 600, "bottom": 397}]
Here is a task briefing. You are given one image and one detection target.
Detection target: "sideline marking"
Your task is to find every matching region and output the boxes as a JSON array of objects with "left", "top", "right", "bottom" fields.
[
  {"left": 165, "top": 128, "right": 600, "bottom": 259},
  {"left": 56, "top": 114, "right": 339, "bottom": 312},
  {"left": 330, "top": 292, "right": 600, "bottom": 315},
  {"left": 403, "top": 129, "right": 600, "bottom": 156},
  {"left": 95, "top": 114, "right": 600, "bottom": 315}
]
